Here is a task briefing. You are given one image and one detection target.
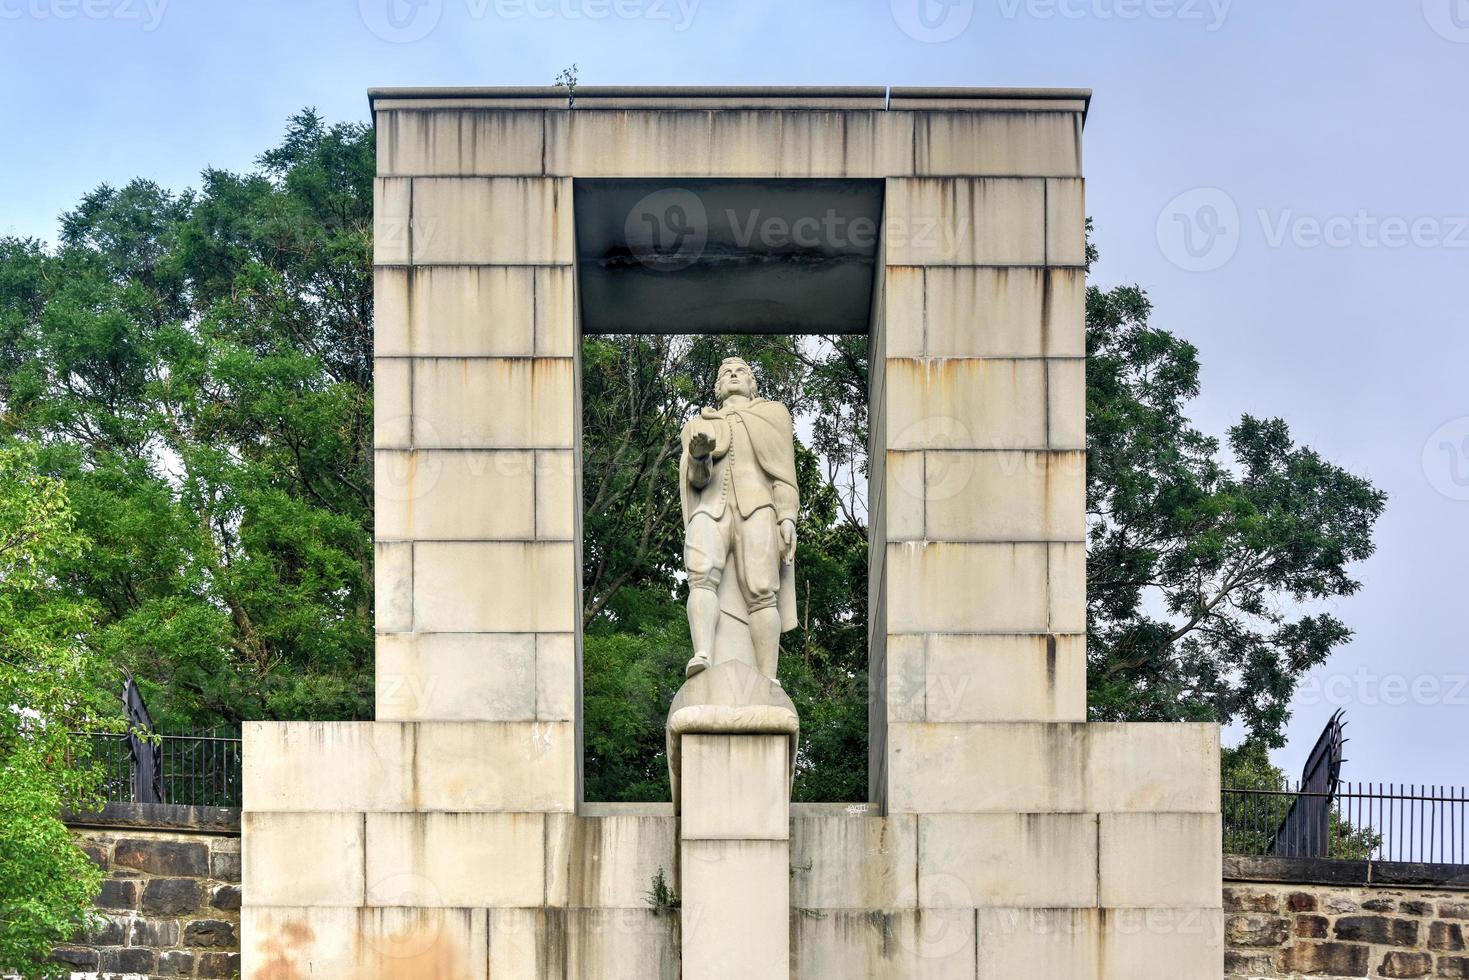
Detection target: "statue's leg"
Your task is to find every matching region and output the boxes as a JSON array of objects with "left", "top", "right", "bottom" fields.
[
  {"left": 684, "top": 512, "right": 727, "bottom": 676},
  {"left": 734, "top": 508, "right": 782, "bottom": 681}
]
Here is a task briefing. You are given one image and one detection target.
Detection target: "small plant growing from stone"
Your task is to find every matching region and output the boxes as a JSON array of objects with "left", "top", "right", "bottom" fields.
[
  {"left": 646, "top": 866, "right": 679, "bottom": 915},
  {"left": 554, "top": 64, "right": 578, "bottom": 109}
]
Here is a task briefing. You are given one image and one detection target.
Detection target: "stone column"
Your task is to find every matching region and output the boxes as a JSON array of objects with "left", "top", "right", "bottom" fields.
[{"left": 668, "top": 661, "right": 798, "bottom": 980}]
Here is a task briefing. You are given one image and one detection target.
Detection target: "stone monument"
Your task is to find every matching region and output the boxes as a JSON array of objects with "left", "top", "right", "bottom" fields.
[{"left": 240, "top": 86, "right": 1224, "bottom": 979}]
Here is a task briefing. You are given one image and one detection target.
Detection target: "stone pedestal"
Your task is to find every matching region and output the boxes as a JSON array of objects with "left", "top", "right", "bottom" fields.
[{"left": 668, "top": 661, "right": 798, "bottom": 980}]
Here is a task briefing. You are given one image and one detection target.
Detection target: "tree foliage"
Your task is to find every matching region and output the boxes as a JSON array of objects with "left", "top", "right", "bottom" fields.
[
  {"left": 0, "top": 447, "right": 118, "bottom": 977},
  {"left": 1085, "top": 278, "right": 1386, "bottom": 745},
  {"left": 0, "top": 110, "right": 375, "bottom": 728}
]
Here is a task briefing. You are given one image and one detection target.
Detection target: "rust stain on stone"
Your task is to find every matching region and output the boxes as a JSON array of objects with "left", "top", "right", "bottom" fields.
[{"left": 254, "top": 918, "right": 314, "bottom": 980}]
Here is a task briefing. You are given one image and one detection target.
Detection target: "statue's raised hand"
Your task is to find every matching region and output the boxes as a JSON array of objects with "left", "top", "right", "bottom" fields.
[{"left": 688, "top": 430, "right": 716, "bottom": 460}]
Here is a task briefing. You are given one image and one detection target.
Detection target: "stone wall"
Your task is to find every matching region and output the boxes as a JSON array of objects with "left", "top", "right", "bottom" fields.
[
  {"left": 1226, "top": 868, "right": 1469, "bottom": 979},
  {"left": 54, "top": 804, "right": 241, "bottom": 979}
]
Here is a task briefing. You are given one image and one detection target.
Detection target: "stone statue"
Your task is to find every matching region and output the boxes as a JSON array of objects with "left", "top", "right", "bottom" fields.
[{"left": 679, "top": 357, "right": 799, "bottom": 682}]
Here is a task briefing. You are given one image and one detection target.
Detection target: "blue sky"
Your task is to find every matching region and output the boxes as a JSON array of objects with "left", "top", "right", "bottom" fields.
[{"left": 3, "top": 0, "right": 1467, "bottom": 786}]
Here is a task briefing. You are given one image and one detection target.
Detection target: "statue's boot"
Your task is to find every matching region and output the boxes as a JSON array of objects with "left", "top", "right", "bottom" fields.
[{"left": 685, "top": 653, "right": 711, "bottom": 678}]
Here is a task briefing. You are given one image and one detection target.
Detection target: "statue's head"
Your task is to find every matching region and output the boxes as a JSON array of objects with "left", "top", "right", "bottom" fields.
[{"left": 714, "top": 356, "right": 757, "bottom": 403}]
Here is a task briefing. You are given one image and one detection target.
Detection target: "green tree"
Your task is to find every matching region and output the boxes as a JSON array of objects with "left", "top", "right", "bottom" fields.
[
  {"left": 1085, "top": 273, "right": 1386, "bottom": 745},
  {"left": 0, "top": 110, "right": 376, "bottom": 728},
  {"left": 0, "top": 447, "right": 119, "bottom": 977}
]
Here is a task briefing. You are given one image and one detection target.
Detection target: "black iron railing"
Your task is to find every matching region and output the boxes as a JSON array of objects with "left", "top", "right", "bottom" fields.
[
  {"left": 79, "top": 728, "right": 243, "bottom": 808},
  {"left": 1223, "top": 782, "right": 1469, "bottom": 865}
]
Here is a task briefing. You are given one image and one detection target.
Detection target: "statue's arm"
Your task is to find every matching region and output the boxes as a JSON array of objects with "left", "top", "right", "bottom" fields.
[{"left": 683, "top": 421, "right": 713, "bottom": 489}]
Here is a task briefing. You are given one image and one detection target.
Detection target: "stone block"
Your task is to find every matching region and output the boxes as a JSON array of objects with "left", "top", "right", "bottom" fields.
[
  {"left": 242, "top": 906, "right": 489, "bottom": 979},
  {"left": 411, "top": 356, "right": 575, "bottom": 449},
  {"left": 1048, "top": 541, "right": 1088, "bottom": 633},
  {"left": 885, "top": 357, "right": 1047, "bottom": 451},
  {"left": 919, "top": 812, "right": 1098, "bottom": 908},
  {"left": 374, "top": 177, "right": 411, "bottom": 265},
  {"left": 413, "top": 720, "right": 576, "bottom": 811},
  {"left": 792, "top": 909, "right": 977, "bottom": 979},
  {"left": 211, "top": 884, "right": 241, "bottom": 910},
  {"left": 544, "top": 812, "right": 678, "bottom": 908},
  {"left": 95, "top": 877, "right": 138, "bottom": 910},
  {"left": 887, "top": 722, "right": 1087, "bottom": 813},
  {"left": 112, "top": 837, "right": 208, "bottom": 877},
  {"left": 680, "top": 839, "right": 789, "bottom": 980},
  {"left": 103, "top": 947, "right": 156, "bottom": 974},
  {"left": 413, "top": 541, "right": 577, "bottom": 633},
  {"left": 1099, "top": 908, "right": 1224, "bottom": 980},
  {"left": 142, "top": 877, "right": 202, "bottom": 915},
  {"left": 543, "top": 109, "right": 914, "bottom": 177},
  {"left": 921, "top": 450, "right": 1086, "bottom": 542},
  {"left": 364, "top": 812, "right": 545, "bottom": 907},
  {"left": 1086, "top": 723, "right": 1220, "bottom": 812},
  {"left": 211, "top": 844, "right": 241, "bottom": 882},
  {"left": 156, "top": 949, "right": 194, "bottom": 977},
  {"left": 1047, "top": 357, "right": 1087, "bottom": 450},
  {"left": 1226, "top": 913, "right": 1290, "bottom": 947},
  {"left": 400, "top": 266, "right": 535, "bottom": 356},
  {"left": 374, "top": 449, "right": 536, "bottom": 542},
  {"left": 183, "top": 919, "right": 237, "bottom": 948},
  {"left": 888, "top": 267, "right": 1082, "bottom": 358},
  {"left": 411, "top": 177, "right": 573, "bottom": 265},
  {"left": 243, "top": 812, "right": 364, "bottom": 906},
  {"left": 885, "top": 634, "right": 927, "bottom": 723},
  {"left": 372, "top": 356, "right": 411, "bottom": 449},
  {"left": 197, "top": 951, "right": 241, "bottom": 979},
  {"left": 488, "top": 908, "right": 680, "bottom": 980},
  {"left": 1281, "top": 940, "right": 1371, "bottom": 976},
  {"left": 535, "top": 632, "right": 577, "bottom": 721},
  {"left": 1046, "top": 177, "right": 1087, "bottom": 266},
  {"left": 1099, "top": 813, "right": 1223, "bottom": 908},
  {"left": 977, "top": 908, "right": 1100, "bottom": 979},
  {"left": 885, "top": 178, "right": 1045, "bottom": 266},
  {"left": 1335, "top": 914, "right": 1419, "bottom": 946},
  {"left": 790, "top": 809, "right": 918, "bottom": 910},
  {"left": 375, "top": 539, "right": 414, "bottom": 632},
  {"left": 377, "top": 108, "right": 545, "bottom": 176},
  {"left": 914, "top": 110, "right": 1082, "bottom": 177},
  {"left": 885, "top": 542, "right": 1050, "bottom": 633},
  {"left": 920, "top": 633, "right": 1087, "bottom": 723},
  {"left": 881, "top": 450, "right": 926, "bottom": 541},
  {"left": 128, "top": 915, "right": 180, "bottom": 946},
  {"left": 535, "top": 449, "right": 576, "bottom": 540},
  {"left": 376, "top": 632, "right": 536, "bottom": 721},
  {"left": 243, "top": 721, "right": 412, "bottom": 811},
  {"left": 374, "top": 266, "right": 410, "bottom": 355},
  {"left": 680, "top": 734, "right": 789, "bottom": 841}
]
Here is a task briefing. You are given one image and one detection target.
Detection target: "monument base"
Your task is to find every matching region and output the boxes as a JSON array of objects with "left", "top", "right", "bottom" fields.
[{"left": 667, "top": 661, "right": 799, "bottom": 980}]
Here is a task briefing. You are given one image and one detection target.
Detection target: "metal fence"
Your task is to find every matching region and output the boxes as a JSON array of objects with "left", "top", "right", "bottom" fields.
[
  {"left": 80, "top": 728, "right": 243, "bottom": 809},
  {"left": 1223, "top": 782, "right": 1469, "bottom": 865}
]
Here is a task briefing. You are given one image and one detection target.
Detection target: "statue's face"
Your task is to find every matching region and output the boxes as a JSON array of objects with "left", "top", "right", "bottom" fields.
[{"left": 715, "top": 360, "right": 755, "bottom": 402}]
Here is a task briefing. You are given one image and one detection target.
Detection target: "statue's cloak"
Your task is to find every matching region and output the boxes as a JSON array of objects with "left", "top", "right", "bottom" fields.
[{"left": 679, "top": 398, "right": 799, "bottom": 633}]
